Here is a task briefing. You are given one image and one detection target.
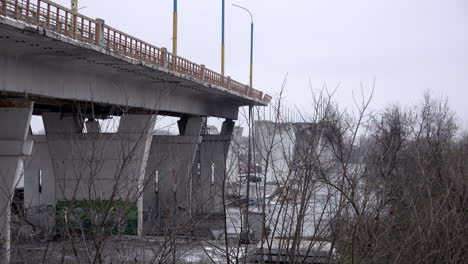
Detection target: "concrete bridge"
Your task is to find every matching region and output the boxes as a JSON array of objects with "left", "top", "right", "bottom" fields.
[{"left": 0, "top": 0, "right": 271, "bottom": 261}]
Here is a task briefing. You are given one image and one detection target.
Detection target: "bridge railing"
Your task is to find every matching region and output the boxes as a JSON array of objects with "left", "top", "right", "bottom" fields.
[
  {"left": 0, "top": 0, "right": 271, "bottom": 104},
  {"left": 166, "top": 53, "right": 203, "bottom": 81},
  {"left": 104, "top": 25, "right": 163, "bottom": 66},
  {"left": 1, "top": 0, "right": 99, "bottom": 44},
  {"left": 230, "top": 79, "right": 249, "bottom": 95}
]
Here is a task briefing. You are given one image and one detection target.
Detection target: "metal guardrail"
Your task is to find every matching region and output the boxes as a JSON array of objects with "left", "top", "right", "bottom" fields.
[{"left": 0, "top": 0, "right": 272, "bottom": 104}]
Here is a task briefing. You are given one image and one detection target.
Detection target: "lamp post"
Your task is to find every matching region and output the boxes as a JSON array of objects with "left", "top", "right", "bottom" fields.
[
  {"left": 233, "top": 5, "right": 255, "bottom": 246},
  {"left": 221, "top": 0, "right": 225, "bottom": 76},
  {"left": 173, "top": 0, "right": 178, "bottom": 55},
  {"left": 233, "top": 4, "right": 253, "bottom": 88}
]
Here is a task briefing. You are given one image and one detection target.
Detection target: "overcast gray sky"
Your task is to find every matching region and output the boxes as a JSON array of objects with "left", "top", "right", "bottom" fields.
[{"left": 50, "top": 0, "right": 468, "bottom": 128}]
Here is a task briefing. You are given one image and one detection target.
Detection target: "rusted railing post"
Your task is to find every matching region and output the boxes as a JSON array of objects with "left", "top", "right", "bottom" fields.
[
  {"left": 80, "top": 17, "right": 84, "bottom": 41},
  {"left": 56, "top": 6, "right": 60, "bottom": 32},
  {"left": 139, "top": 42, "right": 143, "bottom": 60},
  {"left": 123, "top": 35, "right": 127, "bottom": 55},
  {"left": 26, "top": 0, "right": 30, "bottom": 21},
  {"left": 171, "top": 53, "right": 176, "bottom": 71},
  {"left": 14, "top": 0, "right": 18, "bottom": 19},
  {"left": 160, "top": 48, "right": 167, "bottom": 68},
  {"left": 1, "top": 0, "right": 6, "bottom": 17},
  {"left": 64, "top": 11, "right": 69, "bottom": 35},
  {"left": 227, "top": 76, "right": 231, "bottom": 90},
  {"left": 36, "top": 0, "right": 41, "bottom": 25},
  {"left": 95, "top": 18, "right": 105, "bottom": 47},
  {"left": 46, "top": 3, "right": 50, "bottom": 29},
  {"left": 200, "top": 64, "right": 206, "bottom": 82},
  {"left": 112, "top": 30, "right": 116, "bottom": 51},
  {"left": 72, "top": 9, "right": 76, "bottom": 38}
]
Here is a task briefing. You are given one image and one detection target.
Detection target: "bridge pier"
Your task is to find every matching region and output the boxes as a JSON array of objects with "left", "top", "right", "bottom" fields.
[
  {"left": 32, "top": 112, "right": 156, "bottom": 236},
  {"left": 23, "top": 135, "right": 56, "bottom": 237},
  {"left": 192, "top": 119, "right": 234, "bottom": 238},
  {"left": 142, "top": 118, "right": 235, "bottom": 238},
  {"left": 23, "top": 113, "right": 236, "bottom": 240},
  {"left": 142, "top": 116, "right": 203, "bottom": 235},
  {"left": 0, "top": 100, "right": 34, "bottom": 263}
]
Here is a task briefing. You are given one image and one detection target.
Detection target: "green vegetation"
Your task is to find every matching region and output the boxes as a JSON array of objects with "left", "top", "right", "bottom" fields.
[{"left": 56, "top": 200, "right": 138, "bottom": 235}]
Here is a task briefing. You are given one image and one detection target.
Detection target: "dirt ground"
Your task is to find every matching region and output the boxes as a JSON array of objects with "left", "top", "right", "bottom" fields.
[{"left": 10, "top": 235, "right": 252, "bottom": 264}]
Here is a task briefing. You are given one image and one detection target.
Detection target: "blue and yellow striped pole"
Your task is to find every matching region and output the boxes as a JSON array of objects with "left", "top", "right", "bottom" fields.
[
  {"left": 221, "top": 0, "right": 225, "bottom": 76},
  {"left": 173, "top": 0, "right": 178, "bottom": 55},
  {"left": 233, "top": 4, "right": 254, "bottom": 88}
]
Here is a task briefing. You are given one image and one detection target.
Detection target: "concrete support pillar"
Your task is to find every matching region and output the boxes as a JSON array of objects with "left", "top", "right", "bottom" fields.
[
  {"left": 42, "top": 113, "right": 84, "bottom": 134},
  {"left": 41, "top": 112, "right": 156, "bottom": 236},
  {"left": 225, "top": 126, "right": 244, "bottom": 183},
  {"left": 118, "top": 114, "right": 157, "bottom": 236},
  {"left": 85, "top": 119, "right": 100, "bottom": 133},
  {"left": 192, "top": 119, "right": 234, "bottom": 238},
  {"left": 0, "top": 100, "right": 33, "bottom": 263},
  {"left": 142, "top": 116, "right": 202, "bottom": 235},
  {"left": 220, "top": 119, "right": 235, "bottom": 155},
  {"left": 23, "top": 135, "right": 56, "bottom": 236}
]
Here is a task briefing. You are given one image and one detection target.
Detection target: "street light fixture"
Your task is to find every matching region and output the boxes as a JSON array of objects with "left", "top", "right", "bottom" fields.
[{"left": 232, "top": 3, "right": 254, "bottom": 88}]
